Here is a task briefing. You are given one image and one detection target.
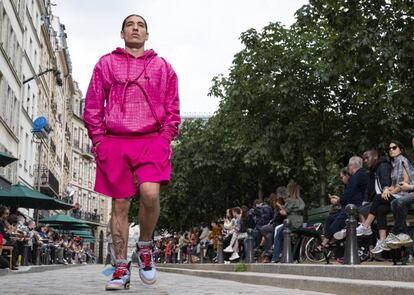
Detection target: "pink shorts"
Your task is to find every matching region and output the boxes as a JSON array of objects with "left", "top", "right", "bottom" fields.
[{"left": 92, "top": 133, "right": 172, "bottom": 199}]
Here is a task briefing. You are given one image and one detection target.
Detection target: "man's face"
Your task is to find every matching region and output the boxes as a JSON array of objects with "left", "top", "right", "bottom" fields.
[
  {"left": 347, "top": 163, "right": 356, "bottom": 175},
  {"left": 121, "top": 15, "right": 148, "bottom": 47},
  {"left": 363, "top": 153, "right": 377, "bottom": 169}
]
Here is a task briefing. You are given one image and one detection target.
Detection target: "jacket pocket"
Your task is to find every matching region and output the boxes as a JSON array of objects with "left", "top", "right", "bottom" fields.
[{"left": 93, "top": 137, "right": 110, "bottom": 162}]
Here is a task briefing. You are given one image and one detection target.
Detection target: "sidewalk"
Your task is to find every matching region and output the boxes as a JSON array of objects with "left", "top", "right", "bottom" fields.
[
  {"left": 158, "top": 263, "right": 414, "bottom": 295},
  {"left": 0, "top": 263, "right": 85, "bottom": 276}
]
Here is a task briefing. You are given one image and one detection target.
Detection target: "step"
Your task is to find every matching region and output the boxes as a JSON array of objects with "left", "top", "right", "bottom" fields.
[
  {"left": 158, "top": 266, "right": 414, "bottom": 295},
  {"left": 159, "top": 263, "right": 414, "bottom": 282}
]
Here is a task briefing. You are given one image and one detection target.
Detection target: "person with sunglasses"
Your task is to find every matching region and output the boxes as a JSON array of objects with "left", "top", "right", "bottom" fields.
[
  {"left": 357, "top": 140, "right": 414, "bottom": 250},
  {"left": 383, "top": 140, "right": 414, "bottom": 247}
]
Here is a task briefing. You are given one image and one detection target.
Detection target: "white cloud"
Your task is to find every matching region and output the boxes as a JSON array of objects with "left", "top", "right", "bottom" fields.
[{"left": 53, "top": 0, "right": 308, "bottom": 114}]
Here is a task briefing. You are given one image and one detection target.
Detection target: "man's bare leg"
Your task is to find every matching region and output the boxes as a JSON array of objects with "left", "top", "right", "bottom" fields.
[
  {"left": 136, "top": 182, "right": 160, "bottom": 285},
  {"left": 138, "top": 182, "right": 160, "bottom": 241},
  {"left": 111, "top": 198, "right": 131, "bottom": 259},
  {"left": 106, "top": 198, "right": 132, "bottom": 290}
]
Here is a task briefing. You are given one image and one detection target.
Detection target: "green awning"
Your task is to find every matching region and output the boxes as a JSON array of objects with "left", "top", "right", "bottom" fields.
[
  {"left": 0, "top": 151, "right": 18, "bottom": 167},
  {"left": 60, "top": 230, "right": 92, "bottom": 237},
  {"left": 60, "top": 230, "right": 96, "bottom": 242},
  {"left": 47, "top": 223, "right": 91, "bottom": 230},
  {"left": 0, "top": 184, "right": 73, "bottom": 210},
  {"left": 81, "top": 237, "right": 96, "bottom": 243},
  {"left": 40, "top": 214, "right": 87, "bottom": 225}
]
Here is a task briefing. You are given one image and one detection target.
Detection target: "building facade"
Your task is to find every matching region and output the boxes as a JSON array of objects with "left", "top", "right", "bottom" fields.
[{"left": 0, "top": 0, "right": 110, "bottom": 263}]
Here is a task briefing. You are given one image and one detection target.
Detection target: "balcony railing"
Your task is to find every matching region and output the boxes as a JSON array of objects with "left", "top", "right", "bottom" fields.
[
  {"left": 82, "top": 144, "right": 94, "bottom": 160},
  {"left": 35, "top": 165, "right": 60, "bottom": 198},
  {"left": 70, "top": 210, "right": 101, "bottom": 223},
  {"left": 73, "top": 139, "right": 80, "bottom": 151}
]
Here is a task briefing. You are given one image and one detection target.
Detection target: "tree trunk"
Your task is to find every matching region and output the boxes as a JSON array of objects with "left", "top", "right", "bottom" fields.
[
  {"left": 258, "top": 180, "right": 263, "bottom": 202},
  {"left": 319, "top": 156, "right": 327, "bottom": 206}
]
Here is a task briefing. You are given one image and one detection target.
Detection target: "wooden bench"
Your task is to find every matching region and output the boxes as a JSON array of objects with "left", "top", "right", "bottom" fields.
[
  {"left": 0, "top": 245, "right": 14, "bottom": 269},
  {"left": 307, "top": 205, "right": 331, "bottom": 225}
]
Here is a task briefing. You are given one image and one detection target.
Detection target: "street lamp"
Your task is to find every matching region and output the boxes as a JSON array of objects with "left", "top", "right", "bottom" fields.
[
  {"left": 40, "top": 172, "right": 48, "bottom": 184},
  {"left": 32, "top": 117, "right": 53, "bottom": 223},
  {"left": 23, "top": 68, "right": 63, "bottom": 86}
]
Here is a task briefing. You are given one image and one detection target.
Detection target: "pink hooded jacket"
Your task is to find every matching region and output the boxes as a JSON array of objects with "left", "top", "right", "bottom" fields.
[{"left": 83, "top": 48, "right": 180, "bottom": 145}]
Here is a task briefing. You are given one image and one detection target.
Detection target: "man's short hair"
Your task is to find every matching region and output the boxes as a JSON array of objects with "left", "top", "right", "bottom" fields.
[
  {"left": 121, "top": 14, "right": 148, "bottom": 32},
  {"left": 349, "top": 156, "right": 363, "bottom": 169},
  {"left": 363, "top": 149, "right": 378, "bottom": 158}
]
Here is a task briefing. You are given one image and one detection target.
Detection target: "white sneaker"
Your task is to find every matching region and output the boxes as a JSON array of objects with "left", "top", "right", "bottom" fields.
[
  {"left": 371, "top": 240, "right": 390, "bottom": 254},
  {"left": 229, "top": 252, "right": 240, "bottom": 261},
  {"left": 105, "top": 261, "right": 131, "bottom": 290},
  {"left": 386, "top": 233, "right": 413, "bottom": 248},
  {"left": 224, "top": 246, "right": 234, "bottom": 253},
  {"left": 136, "top": 243, "right": 157, "bottom": 285},
  {"left": 333, "top": 229, "right": 347, "bottom": 240},
  {"left": 356, "top": 224, "right": 372, "bottom": 236},
  {"left": 396, "top": 233, "right": 413, "bottom": 245}
]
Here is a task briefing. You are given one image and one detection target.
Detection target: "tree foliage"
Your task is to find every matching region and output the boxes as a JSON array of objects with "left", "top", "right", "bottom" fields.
[{"left": 130, "top": 0, "right": 414, "bottom": 231}]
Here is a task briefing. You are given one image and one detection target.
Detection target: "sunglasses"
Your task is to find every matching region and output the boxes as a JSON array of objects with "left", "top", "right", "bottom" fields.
[{"left": 389, "top": 146, "right": 399, "bottom": 151}]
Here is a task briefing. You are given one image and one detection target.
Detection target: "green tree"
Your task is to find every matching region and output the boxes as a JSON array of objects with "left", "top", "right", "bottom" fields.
[{"left": 131, "top": 0, "right": 414, "bottom": 231}]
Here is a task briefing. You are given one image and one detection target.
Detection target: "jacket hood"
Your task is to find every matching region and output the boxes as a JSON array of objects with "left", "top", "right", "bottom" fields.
[
  {"left": 112, "top": 47, "right": 158, "bottom": 59},
  {"left": 372, "top": 157, "right": 390, "bottom": 171}
]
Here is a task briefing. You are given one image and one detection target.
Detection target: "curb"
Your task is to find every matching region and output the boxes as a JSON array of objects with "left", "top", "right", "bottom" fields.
[
  {"left": 158, "top": 263, "right": 414, "bottom": 282},
  {"left": 158, "top": 266, "right": 414, "bottom": 295},
  {"left": 0, "top": 263, "right": 86, "bottom": 276}
]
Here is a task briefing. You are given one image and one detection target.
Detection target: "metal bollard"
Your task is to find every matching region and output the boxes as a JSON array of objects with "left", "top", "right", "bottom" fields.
[
  {"left": 188, "top": 245, "right": 192, "bottom": 264},
  {"left": 179, "top": 248, "right": 183, "bottom": 264},
  {"left": 217, "top": 235, "right": 224, "bottom": 264},
  {"left": 282, "top": 219, "right": 293, "bottom": 263},
  {"left": 22, "top": 245, "right": 30, "bottom": 266},
  {"left": 344, "top": 204, "right": 360, "bottom": 264},
  {"left": 200, "top": 243, "right": 205, "bottom": 264},
  {"left": 245, "top": 228, "right": 254, "bottom": 263},
  {"left": 35, "top": 245, "right": 41, "bottom": 265}
]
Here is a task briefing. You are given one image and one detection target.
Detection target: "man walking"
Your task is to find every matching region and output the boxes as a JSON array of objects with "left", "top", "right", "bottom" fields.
[{"left": 83, "top": 14, "right": 180, "bottom": 290}]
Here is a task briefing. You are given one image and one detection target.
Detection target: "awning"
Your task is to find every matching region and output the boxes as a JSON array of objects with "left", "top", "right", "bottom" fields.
[
  {"left": 61, "top": 230, "right": 96, "bottom": 243},
  {"left": 47, "top": 223, "right": 91, "bottom": 230},
  {"left": 40, "top": 214, "right": 87, "bottom": 225},
  {"left": 0, "top": 184, "right": 73, "bottom": 210},
  {"left": 0, "top": 151, "right": 18, "bottom": 167},
  {"left": 0, "top": 175, "right": 12, "bottom": 191}
]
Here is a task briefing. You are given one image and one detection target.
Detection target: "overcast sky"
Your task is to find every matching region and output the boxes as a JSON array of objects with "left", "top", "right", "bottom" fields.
[{"left": 52, "top": 0, "right": 308, "bottom": 115}]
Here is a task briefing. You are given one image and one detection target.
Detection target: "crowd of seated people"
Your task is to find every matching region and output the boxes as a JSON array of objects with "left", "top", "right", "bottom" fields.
[
  {"left": 149, "top": 180, "right": 306, "bottom": 264},
  {"left": 0, "top": 205, "right": 96, "bottom": 270},
  {"left": 316, "top": 140, "right": 414, "bottom": 263},
  {"left": 152, "top": 140, "right": 414, "bottom": 265}
]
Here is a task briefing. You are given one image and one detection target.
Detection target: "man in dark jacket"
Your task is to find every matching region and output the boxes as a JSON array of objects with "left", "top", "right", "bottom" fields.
[
  {"left": 253, "top": 200, "right": 274, "bottom": 250},
  {"left": 320, "top": 157, "right": 369, "bottom": 245},
  {"left": 358, "top": 150, "right": 392, "bottom": 221}
]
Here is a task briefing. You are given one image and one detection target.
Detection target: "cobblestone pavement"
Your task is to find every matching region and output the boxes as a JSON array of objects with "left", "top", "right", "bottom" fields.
[{"left": 0, "top": 265, "right": 333, "bottom": 295}]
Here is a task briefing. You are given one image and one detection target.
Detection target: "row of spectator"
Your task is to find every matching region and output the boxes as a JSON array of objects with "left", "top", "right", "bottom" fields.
[
  {"left": 0, "top": 206, "right": 95, "bottom": 270},
  {"left": 151, "top": 139, "right": 414, "bottom": 264}
]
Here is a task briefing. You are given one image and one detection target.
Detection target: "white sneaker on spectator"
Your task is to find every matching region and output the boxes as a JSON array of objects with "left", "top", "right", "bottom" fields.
[
  {"left": 333, "top": 229, "right": 347, "bottom": 240},
  {"left": 371, "top": 240, "right": 390, "bottom": 254},
  {"left": 229, "top": 252, "right": 240, "bottom": 261},
  {"left": 356, "top": 224, "right": 372, "bottom": 236},
  {"left": 396, "top": 233, "right": 413, "bottom": 245},
  {"left": 224, "top": 246, "right": 234, "bottom": 253},
  {"left": 386, "top": 233, "right": 413, "bottom": 248}
]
